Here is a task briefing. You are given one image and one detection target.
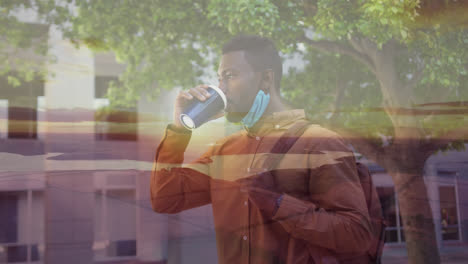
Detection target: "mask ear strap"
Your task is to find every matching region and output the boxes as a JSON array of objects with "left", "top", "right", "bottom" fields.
[{"left": 261, "top": 69, "right": 274, "bottom": 95}]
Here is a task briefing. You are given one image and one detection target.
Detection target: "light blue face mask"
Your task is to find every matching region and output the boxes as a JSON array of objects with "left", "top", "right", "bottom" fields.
[{"left": 241, "top": 89, "right": 270, "bottom": 128}]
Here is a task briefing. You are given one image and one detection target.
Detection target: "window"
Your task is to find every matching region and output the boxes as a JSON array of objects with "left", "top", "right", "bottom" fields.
[
  {"left": 439, "top": 185, "right": 460, "bottom": 241},
  {"left": 94, "top": 76, "right": 138, "bottom": 141},
  {"left": 7, "top": 103, "right": 38, "bottom": 139},
  {"left": 93, "top": 172, "right": 137, "bottom": 261},
  {"left": 0, "top": 99, "right": 7, "bottom": 139},
  {"left": 377, "top": 187, "right": 404, "bottom": 243},
  {"left": 94, "top": 76, "right": 117, "bottom": 100},
  {"left": 0, "top": 190, "right": 44, "bottom": 263},
  {"left": 0, "top": 73, "right": 44, "bottom": 139}
]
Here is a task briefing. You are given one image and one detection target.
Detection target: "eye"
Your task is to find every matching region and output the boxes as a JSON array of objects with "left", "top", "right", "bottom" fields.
[
  {"left": 218, "top": 71, "right": 235, "bottom": 83},
  {"left": 224, "top": 72, "right": 234, "bottom": 80}
]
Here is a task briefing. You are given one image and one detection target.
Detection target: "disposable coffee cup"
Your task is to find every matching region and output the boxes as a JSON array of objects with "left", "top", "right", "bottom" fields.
[{"left": 179, "top": 85, "right": 226, "bottom": 130}]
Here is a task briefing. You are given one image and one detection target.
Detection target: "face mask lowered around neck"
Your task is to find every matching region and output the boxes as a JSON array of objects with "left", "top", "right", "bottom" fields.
[{"left": 241, "top": 89, "right": 270, "bottom": 128}]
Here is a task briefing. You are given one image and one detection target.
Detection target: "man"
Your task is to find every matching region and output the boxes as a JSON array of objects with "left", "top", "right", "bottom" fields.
[{"left": 151, "top": 35, "right": 372, "bottom": 263}]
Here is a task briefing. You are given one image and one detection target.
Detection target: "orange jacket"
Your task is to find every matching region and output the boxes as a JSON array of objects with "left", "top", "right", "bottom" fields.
[{"left": 151, "top": 109, "right": 372, "bottom": 264}]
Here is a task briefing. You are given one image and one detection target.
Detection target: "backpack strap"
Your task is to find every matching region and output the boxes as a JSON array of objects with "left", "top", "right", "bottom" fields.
[
  {"left": 263, "top": 120, "right": 387, "bottom": 263},
  {"left": 262, "top": 120, "right": 311, "bottom": 171}
]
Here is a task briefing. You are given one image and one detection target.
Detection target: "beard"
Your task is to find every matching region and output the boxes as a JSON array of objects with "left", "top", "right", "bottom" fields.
[
  {"left": 224, "top": 88, "right": 258, "bottom": 123},
  {"left": 225, "top": 111, "right": 248, "bottom": 123}
]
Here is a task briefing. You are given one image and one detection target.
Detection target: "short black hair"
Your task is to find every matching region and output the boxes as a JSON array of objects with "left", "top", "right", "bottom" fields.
[{"left": 222, "top": 35, "right": 282, "bottom": 92}]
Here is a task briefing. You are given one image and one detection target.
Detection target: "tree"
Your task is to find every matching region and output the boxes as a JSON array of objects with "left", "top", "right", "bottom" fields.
[
  {"left": 0, "top": 0, "right": 51, "bottom": 87},
  {"left": 2, "top": 0, "right": 468, "bottom": 263}
]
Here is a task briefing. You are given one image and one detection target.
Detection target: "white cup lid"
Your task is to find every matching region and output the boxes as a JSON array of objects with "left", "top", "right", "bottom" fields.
[{"left": 208, "top": 85, "right": 227, "bottom": 109}]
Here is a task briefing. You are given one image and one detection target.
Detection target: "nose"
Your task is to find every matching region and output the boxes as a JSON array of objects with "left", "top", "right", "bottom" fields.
[{"left": 219, "top": 79, "right": 227, "bottom": 95}]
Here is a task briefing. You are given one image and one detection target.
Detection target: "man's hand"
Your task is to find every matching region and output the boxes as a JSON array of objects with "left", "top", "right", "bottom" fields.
[
  {"left": 173, "top": 85, "right": 224, "bottom": 129},
  {"left": 238, "top": 172, "right": 282, "bottom": 219}
]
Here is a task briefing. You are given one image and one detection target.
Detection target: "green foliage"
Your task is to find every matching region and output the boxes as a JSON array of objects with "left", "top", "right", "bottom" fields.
[
  {"left": 311, "top": 0, "right": 419, "bottom": 44},
  {"left": 282, "top": 49, "right": 393, "bottom": 141},
  {"left": 360, "top": 0, "right": 420, "bottom": 44},
  {"left": 207, "top": 0, "right": 279, "bottom": 35},
  {"left": 57, "top": 0, "right": 228, "bottom": 106},
  {"left": 414, "top": 29, "right": 467, "bottom": 89},
  {"left": 0, "top": 1, "right": 50, "bottom": 86},
  {"left": 1, "top": 0, "right": 467, "bottom": 142}
]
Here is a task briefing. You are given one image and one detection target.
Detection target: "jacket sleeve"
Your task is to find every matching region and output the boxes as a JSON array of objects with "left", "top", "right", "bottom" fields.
[
  {"left": 272, "top": 136, "right": 373, "bottom": 254},
  {"left": 151, "top": 125, "right": 213, "bottom": 214}
]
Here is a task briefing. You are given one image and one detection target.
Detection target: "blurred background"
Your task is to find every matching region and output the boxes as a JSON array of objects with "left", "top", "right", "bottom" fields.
[{"left": 0, "top": 1, "right": 467, "bottom": 263}]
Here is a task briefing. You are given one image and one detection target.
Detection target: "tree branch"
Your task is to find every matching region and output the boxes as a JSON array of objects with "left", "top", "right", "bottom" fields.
[
  {"left": 328, "top": 77, "right": 346, "bottom": 124},
  {"left": 330, "top": 127, "right": 385, "bottom": 164},
  {"left": 301, "top": 35, "right": 376, "bottom": 74},
  {"left": 349, "top": 36, "right": 380, "bottom": 69},
  {"left": 349, "top": 36, "right": 366, "bottom": 54}
]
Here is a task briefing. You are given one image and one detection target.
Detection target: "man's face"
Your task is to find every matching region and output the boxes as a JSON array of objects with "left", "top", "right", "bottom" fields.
[{"left": 217, "top": 51, "right": 262, "bottom": 123}]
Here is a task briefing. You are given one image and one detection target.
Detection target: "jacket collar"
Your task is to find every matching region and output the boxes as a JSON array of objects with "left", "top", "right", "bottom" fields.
[{"left": 243, "top": 109, "right": 306, "bottom": 137}]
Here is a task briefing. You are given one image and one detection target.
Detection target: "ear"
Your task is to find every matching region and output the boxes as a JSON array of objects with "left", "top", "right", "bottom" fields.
[{"left": 261, "top": 69, "right": 275, "bottom": 94}]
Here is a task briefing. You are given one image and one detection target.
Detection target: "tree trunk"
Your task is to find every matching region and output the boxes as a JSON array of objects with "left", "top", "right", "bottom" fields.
[
  {"left": 346, "top": 129, "right": 442, "bottom": 264},
  {"left": 387, "top": 160, "right": 440, "bottom": 264},
  {"left": 373, "top": 42, "right": 441, "bottom": 263},
  {"left": 308, "top": 35, "right": 444, "bottom": 263}
]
